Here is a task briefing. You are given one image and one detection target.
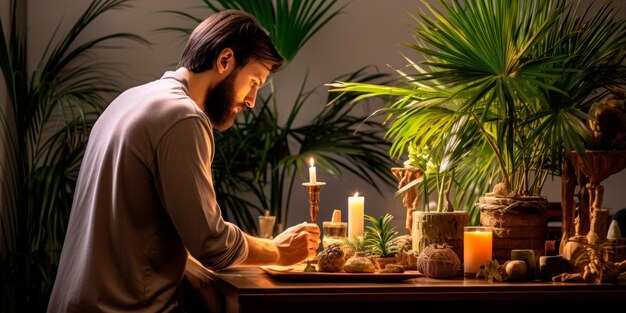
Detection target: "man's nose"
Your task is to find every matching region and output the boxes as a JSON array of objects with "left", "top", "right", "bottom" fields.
[
  {"left": 245, "top": 92, "right": 256, "bottom": 108},
  {"left": 245, "top": 98, "right": 255, "bottom": 108}
]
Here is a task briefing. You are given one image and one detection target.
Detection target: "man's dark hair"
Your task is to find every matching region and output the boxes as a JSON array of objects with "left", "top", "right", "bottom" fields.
[{"left": 178, "top": 10, "right": 284, "bottom": 73}]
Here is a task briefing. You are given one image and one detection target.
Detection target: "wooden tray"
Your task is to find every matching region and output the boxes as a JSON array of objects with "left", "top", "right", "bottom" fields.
[{"left": 260, "top": 264, "right": 423, "bottom": 282}]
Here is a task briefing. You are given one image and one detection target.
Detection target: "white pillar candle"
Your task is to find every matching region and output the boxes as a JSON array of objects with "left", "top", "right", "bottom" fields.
[
  {"left": 309, "top": 158, "right": 316, "bottom": 184},
  {"left": 348, "top": 192, "right": 364, "bottom": 238}
]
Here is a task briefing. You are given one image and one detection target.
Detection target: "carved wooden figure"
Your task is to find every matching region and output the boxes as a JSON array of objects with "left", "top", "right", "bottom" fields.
[
  {"left": 560, "top": 150, "right": 626, "bottom": 282},
  {"left": 391, "top": 167, "right": 423, "bottom": 232}
]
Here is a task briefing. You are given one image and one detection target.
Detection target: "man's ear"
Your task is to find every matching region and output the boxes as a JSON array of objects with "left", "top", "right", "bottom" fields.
[{"left": 216, "top": 48, "right": 235, "bottom": 74}]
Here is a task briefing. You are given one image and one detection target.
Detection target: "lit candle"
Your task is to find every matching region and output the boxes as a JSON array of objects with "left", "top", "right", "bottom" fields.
[
  {"left": 463, "top": 226, "right": 492, "bottom": 277},
  {"left": 309, "top": 158, "right": 316, "bottom": 184},
  {"left": 348, "top": 192, "right": 364, "bottom": 238}
]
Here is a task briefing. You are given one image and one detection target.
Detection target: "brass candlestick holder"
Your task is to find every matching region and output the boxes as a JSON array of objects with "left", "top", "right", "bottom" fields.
[{"left": 302, "top": 182, "right": 326, "bottom": 223}]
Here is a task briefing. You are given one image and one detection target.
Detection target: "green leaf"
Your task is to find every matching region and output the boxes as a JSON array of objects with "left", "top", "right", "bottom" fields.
[{"left": 199, "top": 0, "right": 346, "bottom": 62}]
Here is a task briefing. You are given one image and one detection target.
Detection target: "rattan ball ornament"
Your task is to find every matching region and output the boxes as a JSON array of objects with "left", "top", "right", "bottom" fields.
[{"left": 416, "top": 243, "right": 460, "bottom": 278}]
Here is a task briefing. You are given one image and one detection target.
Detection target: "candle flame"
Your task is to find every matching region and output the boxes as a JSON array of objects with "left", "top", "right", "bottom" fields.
[
  {"left": 310, "top": 157, "right": 314, "bottom": 167},
  {"left": 354, "top": 192, "right": 359, "bottom": 197}
]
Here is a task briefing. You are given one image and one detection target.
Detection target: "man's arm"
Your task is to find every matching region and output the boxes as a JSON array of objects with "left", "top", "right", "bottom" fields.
[{"left": 240, "top": 222, "right": 320, "bottom": 266}]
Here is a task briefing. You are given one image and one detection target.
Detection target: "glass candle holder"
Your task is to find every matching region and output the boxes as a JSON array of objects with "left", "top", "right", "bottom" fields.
[
  {"left": 463, "top": 226, "right": 492, "bottom": 277},
  {"left": 322, "top": 221, "right": 347, "bottom": 249},
  {"left": 258, "top": 215, "right": 276, "bottom": 239}
]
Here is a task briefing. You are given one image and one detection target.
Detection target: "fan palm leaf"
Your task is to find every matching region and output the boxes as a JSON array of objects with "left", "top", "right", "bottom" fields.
[
  {"left": 528, "top": 1, "right": 626, "bottom": 173},
  {"left": 200, "top": 0, "right": 347, "bottom": 62}
]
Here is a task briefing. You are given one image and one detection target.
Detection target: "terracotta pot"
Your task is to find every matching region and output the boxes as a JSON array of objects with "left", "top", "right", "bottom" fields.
[{"left": 374, "top": 256, "right": 396, "bottom": 270}]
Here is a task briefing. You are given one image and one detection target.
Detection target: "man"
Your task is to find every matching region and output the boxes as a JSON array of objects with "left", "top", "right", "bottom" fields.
[{"left": 48, "top": 10, "right": 320, "bottom": 312}]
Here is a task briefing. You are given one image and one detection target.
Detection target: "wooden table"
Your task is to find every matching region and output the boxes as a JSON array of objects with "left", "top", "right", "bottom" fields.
[{"left": 182, "top": 258, "right": 626, "bottom": 313}]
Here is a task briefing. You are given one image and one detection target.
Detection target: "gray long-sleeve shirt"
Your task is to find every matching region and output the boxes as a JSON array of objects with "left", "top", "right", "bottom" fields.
[{"left": 47, "top": 71, "right": 248, "bottom": 313}]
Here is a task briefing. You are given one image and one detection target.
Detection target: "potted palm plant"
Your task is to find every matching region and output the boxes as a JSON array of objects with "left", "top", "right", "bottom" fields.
[
  {"left": 164, "top": 0, "right": 397, "bottom": 233},
  {"left": 0, "top": 0, "right": 147, "bottom": 311},
  {"left": 329, "top": 0, "right": 626, "bottom": 261}
]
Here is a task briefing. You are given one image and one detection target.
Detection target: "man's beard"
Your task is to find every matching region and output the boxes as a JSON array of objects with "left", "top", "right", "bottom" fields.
[{"left": 203, "top": 68, "right": 243, "bottom": 131}]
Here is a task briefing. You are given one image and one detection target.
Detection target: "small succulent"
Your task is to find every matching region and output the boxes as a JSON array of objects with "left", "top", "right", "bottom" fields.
[
  {"left": 303, "top": 259, "right": 316, "bottom": 272},
  {"left": 364, "top": 214, "right": 399, "bottom": 258},
  {"left": 342, "top": 235, "right": 369, "bottom": 259}
]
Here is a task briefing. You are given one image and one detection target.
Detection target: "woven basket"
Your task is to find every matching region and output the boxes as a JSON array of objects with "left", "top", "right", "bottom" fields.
[
  {"left": 477, "top": 195, "right": 548, "bottom": 261},
  {"left": 417, "top": 244, "right": 460, "bottom": 278}
]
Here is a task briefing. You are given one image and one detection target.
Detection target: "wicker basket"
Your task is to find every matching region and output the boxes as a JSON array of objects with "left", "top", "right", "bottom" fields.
[
  {"left": 416, "top": 244, "right": 460, "bottom": 278},
  {"left": 477, "top": 195, "right": 548, "bottom": 261}
]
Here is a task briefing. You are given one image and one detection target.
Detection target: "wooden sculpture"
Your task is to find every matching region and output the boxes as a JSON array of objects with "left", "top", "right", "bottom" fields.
[
  {"left": 391, "top": 167, "right": 423, "bottom": 232},
  {"left": 559, "top": 150, "right": 626, "bottom": 283}
]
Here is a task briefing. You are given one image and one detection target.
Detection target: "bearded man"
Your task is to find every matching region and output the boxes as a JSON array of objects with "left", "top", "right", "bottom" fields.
[{"left": 48, "top": 10, "right": 320, "bottom": 313}]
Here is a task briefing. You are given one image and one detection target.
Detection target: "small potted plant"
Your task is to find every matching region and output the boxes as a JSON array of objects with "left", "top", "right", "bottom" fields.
[
  {"left": 364, "top": 214, "right": 399, "bottom": 269},
  {"left": 394, "top": 141, "right": 469, "bottom": 259},
  {"left": 342, "top": 235, "right": 369, "bottom": 260}
]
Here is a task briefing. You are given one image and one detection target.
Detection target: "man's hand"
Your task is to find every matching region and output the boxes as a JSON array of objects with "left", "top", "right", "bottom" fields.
[
  {"left": 272, "top": 222, "right": 320, "bottom": 266},
  {"left": 241, "top": 222, "right": 320, "bottom": 266}
]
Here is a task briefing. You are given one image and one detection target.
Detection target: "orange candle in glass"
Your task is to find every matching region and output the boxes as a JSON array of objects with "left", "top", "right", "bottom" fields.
[{"left": 463, "top": 226, "right": 492, "bottom": 277}]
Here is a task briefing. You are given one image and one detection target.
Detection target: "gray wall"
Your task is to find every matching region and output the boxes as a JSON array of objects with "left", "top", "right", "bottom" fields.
[{"left": 22, "top": 0, "right": 626, "bottom": 234}]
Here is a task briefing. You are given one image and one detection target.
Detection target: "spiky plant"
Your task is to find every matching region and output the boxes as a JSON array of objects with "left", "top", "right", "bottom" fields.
[
  {"left": 343, "top": 235, "right": 369, "bottom": 254},
  {"left": 364, "top": 214, "right": 399, "bottom": 257}
]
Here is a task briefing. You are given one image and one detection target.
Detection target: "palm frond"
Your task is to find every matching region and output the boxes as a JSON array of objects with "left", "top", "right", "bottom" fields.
[{"left": 199, "top": 0, "right": 347, "bottom": 62}]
